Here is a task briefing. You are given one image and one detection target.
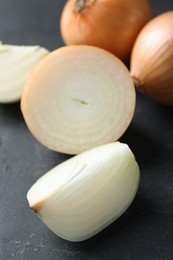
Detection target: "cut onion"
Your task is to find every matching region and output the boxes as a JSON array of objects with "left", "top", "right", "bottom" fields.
[
  {"left": 0, "top": 44, "right": 49, "bottom": 103},
  {"left": 21, "top": 46, "right": 136, "bottom": 154},
  {"left": 27, "top": 142, "right": 140, "bottom": 242}
]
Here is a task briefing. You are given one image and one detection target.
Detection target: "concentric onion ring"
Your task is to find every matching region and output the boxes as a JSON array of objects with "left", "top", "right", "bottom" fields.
[{"left": 21, "top": 46, "right": 136, "bottom": 154}]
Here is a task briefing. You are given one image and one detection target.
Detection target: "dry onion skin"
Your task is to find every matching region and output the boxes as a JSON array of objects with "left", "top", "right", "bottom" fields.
[
  {"left": 0, "top": 44, "right": 49, "bottom": 103},
  {"left": 130, "top": 11, "right": 173, "bottom": 106},
  {"left": 27, "top": 142, "right": 140, "bottom": 242},
  {"left": 21, "top": 46, "right": 136, "bottom": 155},
  {"left": 60, "top": 0, "right": 152, "bottom": 63}
]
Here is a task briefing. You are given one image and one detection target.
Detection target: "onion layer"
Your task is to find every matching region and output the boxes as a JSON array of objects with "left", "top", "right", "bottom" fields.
[
  {"left": 21, "top": 46, "right": 136, "bottom": 155},
  {"left": 0, "top": 44, "right": 49, "bottom": 103},
  {"left": 27, "top": 142, "right": 140, "bottom": 242}
]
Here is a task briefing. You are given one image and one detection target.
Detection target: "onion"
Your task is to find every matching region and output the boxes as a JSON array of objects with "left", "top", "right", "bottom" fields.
[
  {"left": 21, "top": 46, "right": 136, "bottom": 155},
  {"left": 27, "top": 142, "right": 140, "bottom": 242},
  {"left": 0, "top": 44, "right": 49, "bottom": 103},
  {"left": 60, "top": 0, "right": 152, "bottom": 63},
  {"left": 130, "top": 11, "right": 173, "bottom": 106}
]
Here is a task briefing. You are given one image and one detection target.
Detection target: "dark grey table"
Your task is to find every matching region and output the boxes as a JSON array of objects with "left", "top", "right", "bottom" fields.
[{"left": 0, "top": 1, "right": 173, "bottom": 259}]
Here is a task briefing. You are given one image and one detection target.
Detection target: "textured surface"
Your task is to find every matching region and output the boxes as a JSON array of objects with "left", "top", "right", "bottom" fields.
[{"left": 0, "top": 0, "right": 173, "bottom": 259}]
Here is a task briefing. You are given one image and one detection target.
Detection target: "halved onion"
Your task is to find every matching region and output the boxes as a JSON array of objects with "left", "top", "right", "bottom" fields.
[{"left": 21, "top": 46, "right": 136, "bottom": 154}]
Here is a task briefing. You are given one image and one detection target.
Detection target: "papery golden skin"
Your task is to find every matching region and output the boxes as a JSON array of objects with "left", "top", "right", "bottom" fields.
[
  {"left": 131, "top": 11, "right": 173, "bottom": 106},
  {"left": 60, "top": 0, "right": 152, "bottom": 64}
]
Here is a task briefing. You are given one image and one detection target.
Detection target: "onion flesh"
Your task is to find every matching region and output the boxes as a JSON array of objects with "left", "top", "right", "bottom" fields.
[
  {"left": 21, "top": 46, "right": 136, "bottom": 155},
  {"left": 0, "top": 44, "right": 49, "bottom": 103},
  {"left": 27, "top": 142, "right": 140, "bottom": 242}
]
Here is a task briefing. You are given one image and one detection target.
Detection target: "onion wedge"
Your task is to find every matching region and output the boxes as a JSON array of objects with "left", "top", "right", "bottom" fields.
[{"left": 0, "top": 44, "right": 49, "bottom": 103}]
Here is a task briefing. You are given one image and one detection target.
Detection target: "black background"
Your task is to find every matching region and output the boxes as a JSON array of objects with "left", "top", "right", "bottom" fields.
[{"left": 0, "top": 1, "right": 173, "bottom": 259}]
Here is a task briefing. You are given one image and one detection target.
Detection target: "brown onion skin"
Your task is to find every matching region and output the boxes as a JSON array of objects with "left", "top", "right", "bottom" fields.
[
  {"left": 130, "top": 11, "right": 173, "bottom": 106},
  {"left": 60, "top": 0, "right": 152, "bottom": 64}
]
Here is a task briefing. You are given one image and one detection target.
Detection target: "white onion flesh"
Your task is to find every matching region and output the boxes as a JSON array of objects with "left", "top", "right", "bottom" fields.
[
  {"left": 27, "top": 142, "right": 140, "bottom": 242},
  {"left": 21, "top": 46, "right": 136, "bottom": 154},
  {"left": 0, "top": 44, "right": 49, "bottom": 103}
]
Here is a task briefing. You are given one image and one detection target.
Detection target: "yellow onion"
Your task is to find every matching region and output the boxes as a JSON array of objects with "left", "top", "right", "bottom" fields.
[
  {"left": 0, "top": 44, "right": 49, "bottom": 103},
  {"left": 60, "top": 0, "right": 152, "bottom": 63},
  {"left": 21, "top": 46, "right": 136, "bottom": 155},
  {"left": 27, "top": 142, "right": 140, "bottom": 242},
  {"left": 130, "top": 11, "right": 173, "bottom": 106}
]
